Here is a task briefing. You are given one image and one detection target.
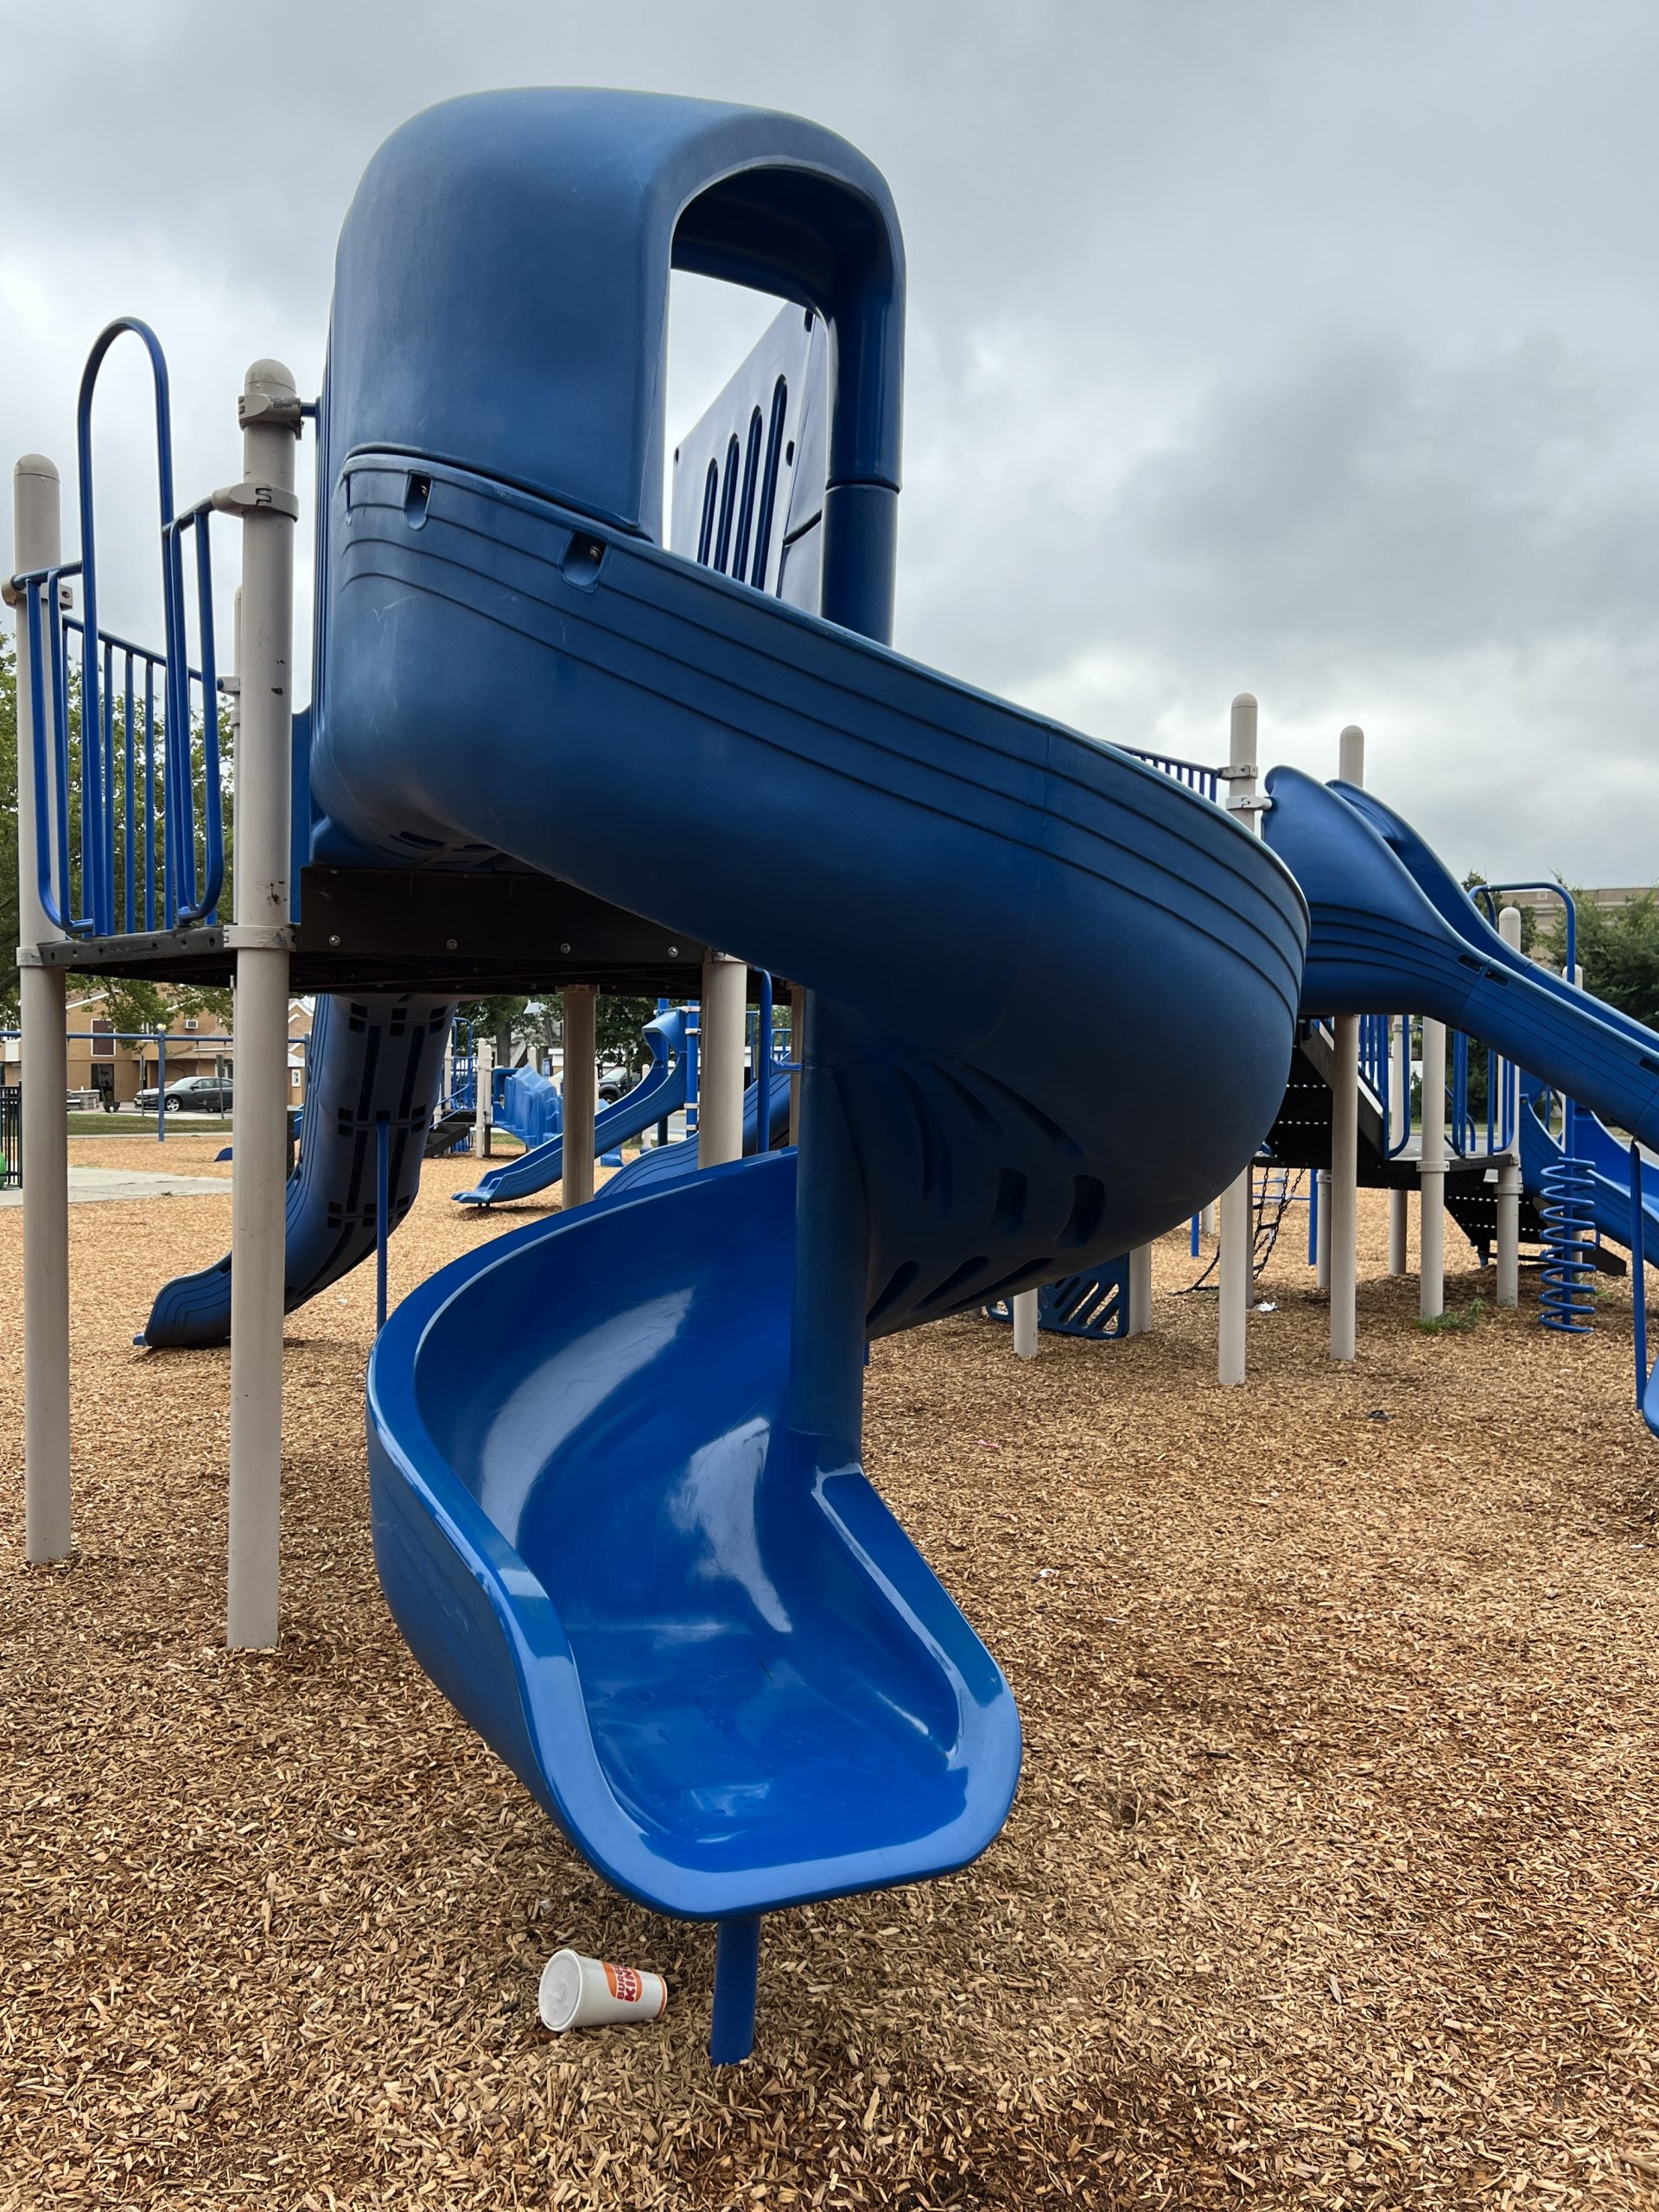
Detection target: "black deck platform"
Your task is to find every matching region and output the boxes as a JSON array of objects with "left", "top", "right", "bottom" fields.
[{"left": 28, "top": 868, "right": 718, "bottom": 997}]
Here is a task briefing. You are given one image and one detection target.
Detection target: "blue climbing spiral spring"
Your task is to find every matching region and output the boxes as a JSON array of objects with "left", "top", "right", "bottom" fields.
[{"left": 1539, "top": 1155, "right": 1596, "bottom": 1334}]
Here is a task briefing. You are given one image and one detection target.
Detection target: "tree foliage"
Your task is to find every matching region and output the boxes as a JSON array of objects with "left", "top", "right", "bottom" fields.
[{"left": 1566, "top": 887, "right": 1659, "bottom": 1030}]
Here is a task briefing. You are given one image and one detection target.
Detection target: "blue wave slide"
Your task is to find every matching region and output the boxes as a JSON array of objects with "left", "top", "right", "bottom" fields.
[
  {"left": 141, "top": 992, "right": 453, "bottom": 1349},
  {"left": 457, "top": 1007, "right": 690, "bottom": 1208},
  {"left": 300, "top": 90, "right": 1307, "bottom": 2059},
  {"left": 1262, "top": 768, "right": 1659, "bottom": 1150}
]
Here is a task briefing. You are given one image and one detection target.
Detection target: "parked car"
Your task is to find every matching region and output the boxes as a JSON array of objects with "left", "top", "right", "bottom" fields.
[{"left": 133, "top": 1074, "right": 234, "bottom": 1115}]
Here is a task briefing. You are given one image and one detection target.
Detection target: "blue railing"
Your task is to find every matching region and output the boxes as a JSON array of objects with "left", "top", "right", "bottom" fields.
[
  {"left": 1125, "top": 747, "right": 1221, "bottom": 803},
  {"left": 14, "top": 319, "right": 227, "bottom": 942}
]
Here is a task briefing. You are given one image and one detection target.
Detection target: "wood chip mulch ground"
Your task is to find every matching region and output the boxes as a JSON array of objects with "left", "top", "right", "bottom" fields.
[{"left": 2, "top": 1141, "right": 1656, "bottom": 2209}]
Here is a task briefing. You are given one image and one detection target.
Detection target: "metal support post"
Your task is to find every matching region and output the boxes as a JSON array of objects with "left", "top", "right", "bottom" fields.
[
  {"left": 1496, "top": 906, "right": 1523, "bottom": 1306},
  {"left": 1128, "top": 1243, "right": 1153, "bottom": 1336},
  {"left": 1012, "top": 1290, "right": 1039, "bottom": 1358},
  {"left": 561, "top": 985, "right": 597, "bottom": 1206},
  {"left": 225, "top": 360, "right": 301, "bottom": 1649},
  {"left": 1388, "top": 1015, "right": 1409, "bottom": 1274},
  {"left": 11, "top": 454, "right": 72, "bottom": 1560},
  {"left": 698, "top": 952, "right": 746, "bottom": 1167},
  {"left": 1218, "top": 693, "right": 1259, "bottom": 1387},
  {"left": 709, "top": 1915, "right": 762, "bottom": 2065},
  {"left": 789, "top": 984, "right": 806, "bottom": 1146},
  {"left": 1328, "top": 726, "right": 1364, "bottom": 1362},
  {"left": 474, "top": 1034, "right": 493, "bottom": 1160},
  {"left": 374, "top": 1117, "right": 391, "bottom": 1329},
  {"left": 1419, "top": 1017, "right": 1447, "bottom": 1320},
  {"left": 1314, "top": 1171, "right": 1331, "bottom": 1290}
]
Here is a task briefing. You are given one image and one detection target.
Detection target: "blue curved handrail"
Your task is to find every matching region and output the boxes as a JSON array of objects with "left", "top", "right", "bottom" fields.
[{"left": 43, "top": 317, "right": 227, "bottom": 937}]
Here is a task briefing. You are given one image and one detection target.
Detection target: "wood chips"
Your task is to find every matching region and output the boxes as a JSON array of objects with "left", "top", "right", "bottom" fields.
[{"left": 2, "top": 1143, "right": 1656, "bottom": 2209}]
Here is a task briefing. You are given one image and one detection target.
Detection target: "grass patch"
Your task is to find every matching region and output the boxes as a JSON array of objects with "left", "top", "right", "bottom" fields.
[
  {"left": 66, "top": 1113, "right": 234, "bottom": 1136},
  {"left": 1417, "top": 1294, "right": 1488, "bottom": 1335}
]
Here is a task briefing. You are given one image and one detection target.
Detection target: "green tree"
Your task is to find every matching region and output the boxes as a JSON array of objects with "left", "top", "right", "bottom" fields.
[
  {"left": 1460, "top": 868, "right": 1540, "bottom": 955},
  {"left": 1566, "top": 887, "right": 1659, "bottom": 1029}
]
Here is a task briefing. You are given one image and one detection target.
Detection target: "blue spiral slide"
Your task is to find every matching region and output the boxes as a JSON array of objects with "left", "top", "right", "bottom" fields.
[{"left": 296, "top": 91, "right": 1308, "bottom": 2060}]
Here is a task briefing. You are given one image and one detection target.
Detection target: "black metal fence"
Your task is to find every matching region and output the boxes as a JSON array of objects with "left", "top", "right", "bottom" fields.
[{"left": 1, "top": 1084, "right": 19, "bottom": 1191}]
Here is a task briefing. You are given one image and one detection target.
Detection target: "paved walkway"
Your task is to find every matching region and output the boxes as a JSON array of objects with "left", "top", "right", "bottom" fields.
[{"left": 0, "top": 1166, "right": 231, "bottom": 1209}]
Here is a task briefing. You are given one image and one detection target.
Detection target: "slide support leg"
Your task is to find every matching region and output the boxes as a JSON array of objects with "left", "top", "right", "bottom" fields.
[
  {"left": 1012, "top": 1290, "right": 1039, "bottom": 1357},
  {"left": 710, "top": 1915, "right": 762, "bottom": 2065}
]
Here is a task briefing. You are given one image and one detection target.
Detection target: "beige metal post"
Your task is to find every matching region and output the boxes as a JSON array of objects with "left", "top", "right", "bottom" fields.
[
  {"left": 1218, "top": 693, "right": 1259, "bottom": 1386},
  {"left": 1495, "top": 906, "right": 1523, "bottom": 1306},
  {"left": 10, "top": 456, "right": 73, "bottom": 1560},
  {"left": 1419, "top": 1017, "right": 1447, "bottom": 1320},
  {"left": 1328, "top": 724, "right": 1364, "bottom": 1361},
  {"left": 561, "top": 986, "right": 597, "bottom": 1206},
  {"left": 698, "top": 953, "right": 746, "bottom": 1166},
  {"left": 223, "top": 362, "right": 301, "bottom": 1649},
  {"left": 1388, "top": 1016, "right": 1410, "bottom": 1274}
]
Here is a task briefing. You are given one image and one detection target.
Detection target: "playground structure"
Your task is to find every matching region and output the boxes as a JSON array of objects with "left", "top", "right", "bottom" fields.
[{"left": 10, "top": 87, "right": 1659, "bottom": 2072}]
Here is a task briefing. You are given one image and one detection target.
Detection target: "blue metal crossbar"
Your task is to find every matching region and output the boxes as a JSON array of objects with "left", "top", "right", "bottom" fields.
[{"left": 13, "top": 319, "right": 229, "bottom": 943}]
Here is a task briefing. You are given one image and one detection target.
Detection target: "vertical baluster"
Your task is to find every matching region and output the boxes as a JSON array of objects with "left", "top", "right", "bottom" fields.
[
  {"left": 48, "top": 589, "right": 74, "bottom": 927},
  {"left": 79, "top": 620, "right": 99, "bottom": 931},
  {"left": 124, "top": 651, "right": 135, "bottom": 932},
  {"left": 101, "top": 636, "right": 115, "bottom": 933},
  {"left": 143, "top": 658, "right": 156, "bottom": 931},
  {"left": 192, "top": 512, "right": 222, "bottom": 921}
]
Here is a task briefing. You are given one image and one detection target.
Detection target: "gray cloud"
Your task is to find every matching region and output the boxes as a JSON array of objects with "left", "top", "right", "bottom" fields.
[{"left": 3, "top": 0, "right": 1656, "bottom": 880}]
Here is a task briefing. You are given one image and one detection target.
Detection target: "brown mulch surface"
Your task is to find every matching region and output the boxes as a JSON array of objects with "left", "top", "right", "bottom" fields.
[{"left": 2, "top": 1153, "right": 1656, "bottom": 2209}]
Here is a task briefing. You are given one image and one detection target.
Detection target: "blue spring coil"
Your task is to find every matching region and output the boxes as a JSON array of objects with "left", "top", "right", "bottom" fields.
[{"left": 1539, "top": 1155, "right": 1597, "bottom": 1334}]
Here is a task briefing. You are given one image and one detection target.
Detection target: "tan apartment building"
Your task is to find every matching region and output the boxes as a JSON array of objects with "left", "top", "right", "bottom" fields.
[{"left": 1, "top": 989, "right": 314, "bottom": 1109}]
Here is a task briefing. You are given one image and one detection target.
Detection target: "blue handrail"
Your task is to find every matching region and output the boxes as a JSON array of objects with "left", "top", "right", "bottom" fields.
[
  {"left": 15, "top": 320, "right": 229, "bottom": 944},
  {"left": 1124, "top": 747, "right": 1220, "bottom": 803}
]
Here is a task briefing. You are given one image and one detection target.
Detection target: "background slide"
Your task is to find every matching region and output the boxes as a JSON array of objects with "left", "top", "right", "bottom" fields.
[
  {"left": 141, "top": 993, "right": 453, "bottom": 1349},
  {"left": 456, "top": 1007, "right": 689, "bottom": 1207},
  {"left": 1262, "top": 769, "right": 1659, "bottom": 1151},
  {"left": 1519, "top": 1075, "right": 1658, "bottom": 1259}
]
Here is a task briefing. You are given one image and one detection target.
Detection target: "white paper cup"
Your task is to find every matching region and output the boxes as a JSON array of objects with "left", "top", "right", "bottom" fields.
[{"left": 538, "top": 1948, "right": 668, "bottom": 2032}]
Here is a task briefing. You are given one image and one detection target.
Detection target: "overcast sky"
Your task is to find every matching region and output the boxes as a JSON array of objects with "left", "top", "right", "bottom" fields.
[{"left": 3, "top": 0, "right": 1656, "bottom": 881}]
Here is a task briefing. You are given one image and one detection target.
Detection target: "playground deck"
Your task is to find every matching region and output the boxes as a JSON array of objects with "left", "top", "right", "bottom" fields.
[{"left": 1, "top": 1147, "right": 1655, "bottom": 2209}]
